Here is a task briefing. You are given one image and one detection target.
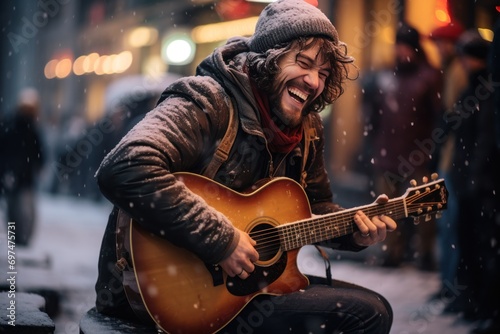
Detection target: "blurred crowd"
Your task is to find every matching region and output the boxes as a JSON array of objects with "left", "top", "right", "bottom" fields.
[
  {"left": 1, "top": 18, "right": 499, "bottom": 334},
  {"left": 360, "top": 21, "right": 500, "bottom": 334}
]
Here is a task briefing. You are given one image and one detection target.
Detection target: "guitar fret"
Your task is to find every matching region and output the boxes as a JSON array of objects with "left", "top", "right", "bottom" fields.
[
  {"left": 291, "top": 224, "right": 297, "bottom": 250},
  {"left": 297, "top": 222, "right": 303, "bottom": 247},
  {"left": 293, "top": 224, "right": 302, "bottom": 248},
  {"left": 278, "top": 227, "right": 287, "bottom": 251}
]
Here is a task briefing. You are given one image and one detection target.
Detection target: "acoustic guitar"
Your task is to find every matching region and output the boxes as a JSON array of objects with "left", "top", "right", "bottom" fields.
[{"left": 116, "top": 172, "right": 448, "bottom": 333}]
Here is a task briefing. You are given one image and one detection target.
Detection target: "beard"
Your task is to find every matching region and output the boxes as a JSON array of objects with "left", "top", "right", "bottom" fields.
[
  {"left": 268, "top": 80, "right": 314, "bottom": 128},
  {"left": 269, "top": 91, "right": 308, "bottom": 129}
]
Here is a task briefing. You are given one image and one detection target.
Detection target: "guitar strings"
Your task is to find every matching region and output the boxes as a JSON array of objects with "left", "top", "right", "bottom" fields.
[
  {"left": 246, "top": 190, "right": 440, "bottom": 253},
  {"left": 250, "top": 203, "right": 403, "bottom": 245}
]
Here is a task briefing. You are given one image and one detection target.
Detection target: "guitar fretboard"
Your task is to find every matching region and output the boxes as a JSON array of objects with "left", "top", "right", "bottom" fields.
[{"left": 278, "top": 199, "right": 406, "bottom": 251}]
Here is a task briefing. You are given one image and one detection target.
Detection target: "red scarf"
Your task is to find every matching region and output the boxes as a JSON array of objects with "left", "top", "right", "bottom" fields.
[{"left": 250, "top": 81, "right": 303, "bottom": 153}]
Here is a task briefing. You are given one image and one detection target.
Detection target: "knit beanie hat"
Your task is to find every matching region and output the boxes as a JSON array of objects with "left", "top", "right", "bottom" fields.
[{"left": 249, "top": 0, "right": 339, "bottom": 53}]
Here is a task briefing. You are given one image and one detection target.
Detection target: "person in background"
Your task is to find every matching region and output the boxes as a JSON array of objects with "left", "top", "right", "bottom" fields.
[
  {"left": 364, "top": 23, "right": 443, "bottom": 270},
  {"left": 0, "top": 88, "right": 45, "bottom": 246},
  {"left": 443, "top": 30, "right": 500, "bottom": 333},
  {"left": 93, "top": 0, "right": 397, "bottom": 333},
  {"left": 430, "top": 23, "right": 467, "bottom": 114},
  {"left": 427, "top": 22, "right": 467, "bottom": 300},
  {"left": 477, "top": 16, "right": 500, "bottom": 334}
]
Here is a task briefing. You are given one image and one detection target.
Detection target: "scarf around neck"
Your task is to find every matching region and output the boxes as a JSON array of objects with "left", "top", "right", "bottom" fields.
[{"left": 250, "top": 81, "right": 303, "bottom": 153}]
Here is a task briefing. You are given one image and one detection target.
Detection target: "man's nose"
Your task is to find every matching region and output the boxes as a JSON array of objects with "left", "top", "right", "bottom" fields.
[{"left": 304, "top": 70, "right": 320, "bottom": 89}]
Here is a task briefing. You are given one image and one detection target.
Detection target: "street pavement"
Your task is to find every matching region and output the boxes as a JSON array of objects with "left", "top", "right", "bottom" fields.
[{"left": 1, "top": 192, "right": 475, "bottom": 334}]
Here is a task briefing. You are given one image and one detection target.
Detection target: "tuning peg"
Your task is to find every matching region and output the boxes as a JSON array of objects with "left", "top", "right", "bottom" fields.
[
  {"left": 435, "top": 184, "right": 441, "bottom": 189},
  {"left": 413, "top": 217, "right": 421, "bottom": 225},
  {"left": 426, "top": 187, "right": 431, "bottom": 192},
  {"left": 417, "top": 208, "right": 423, "bottom": 215},
  {"left": 422, "top": 176, "right": 429, "bottom": 184},
  {"left": 437, "top": 203, "right": 443, "bottom": 209},
  {"left": 410, "top": 179, "right": 417, "bottom": 187},
  {"left": 425, "top": 214, "right": 432, "bottom": 222},
  {"left": 431, "top": 173, "right": 438, "bottom": 180},
  {"left": 427, "top": 206, "right": 433, "bottom": 212},
  {"left": 435, "top": 212, "right": 443, "bottom": 219}
]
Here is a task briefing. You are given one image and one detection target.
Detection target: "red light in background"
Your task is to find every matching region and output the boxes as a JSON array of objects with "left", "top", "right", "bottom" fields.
[
  {"left": 216, "top": 0, "right": 250, "bottom": 21},
  {"left": 496, "top": 6, "right": 500, "bottom": 12},
  {"left": 435, "top": 0, "right": 451, "bottom": 25}
]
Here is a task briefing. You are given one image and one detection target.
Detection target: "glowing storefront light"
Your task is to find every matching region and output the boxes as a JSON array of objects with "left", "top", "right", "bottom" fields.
[
  {"left": 94, "top": 55, "right": 106, "bottom": 75},
  {"left": 114, "top": 51, "right": 133, "bottom": 73},
  {"left": 434, "top": 0, "right": 451, "bottom": 25},
  {"left": 83, "top": 53, "right": 100, "bottom": 73},
  {"left": 477, "top": 28, "right": 494, "bottom": 42},
  {"left": 191, "top": 16, "right": 258, "bottom": 44},
  {"left": 128, "top": 26, "right": 158, "bottom": 48},
  {"left": 73, "top": 55, "right": 87, "bottom": 75},
  {"left": 44, "top": 59, "right": 59, "bottom": 79},
  {"left": 435, "top": 9, "right": 450, "bottom": 24},
  {"left": 55, "top": 58, "right": 72, "bottom": 79},
  {"left": 44, "top": 51, "right": 133, "bottom": 79},
  {"left": 162, "top": 33, "right": 195, "bottom": 65}
]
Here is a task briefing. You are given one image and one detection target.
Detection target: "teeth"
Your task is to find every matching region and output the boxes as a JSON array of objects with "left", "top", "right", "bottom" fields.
[{"left": 288, "top": 87, "right": 308, "bottom": 102}]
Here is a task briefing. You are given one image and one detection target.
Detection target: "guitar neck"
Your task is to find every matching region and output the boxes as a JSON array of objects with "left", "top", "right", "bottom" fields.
[{"left": 278, "top": 198, "right": 406, "bottom": 251}]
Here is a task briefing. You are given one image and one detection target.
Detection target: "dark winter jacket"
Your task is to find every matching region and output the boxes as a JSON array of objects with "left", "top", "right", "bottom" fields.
[
  {"left": 95, "top": 37, "right": 362, "bottom": 317},
  {"left": 446, "top": 68, "right": 500, "bottom": 198},
  {"left": 366, "top": 60, "right": 442, "bottom": 178}
]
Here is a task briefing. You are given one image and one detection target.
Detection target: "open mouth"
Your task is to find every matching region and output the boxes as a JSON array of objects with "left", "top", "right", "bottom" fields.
[{"left": 287, "top": 87, "right": 308, "bottom": 104}]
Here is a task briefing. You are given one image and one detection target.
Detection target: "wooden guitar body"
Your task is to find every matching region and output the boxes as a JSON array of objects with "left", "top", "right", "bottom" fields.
[{"left": 118, "top": 173, "right": 311, "bottom": 333}]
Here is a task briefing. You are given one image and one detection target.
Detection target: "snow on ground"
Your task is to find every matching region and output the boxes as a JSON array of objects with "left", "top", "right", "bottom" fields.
[
  {"left": 0, "top": 193, "right": 111, "bottom": 333},
  {"left": 299, "top": 246, "right": 473, "bottom": 334}
]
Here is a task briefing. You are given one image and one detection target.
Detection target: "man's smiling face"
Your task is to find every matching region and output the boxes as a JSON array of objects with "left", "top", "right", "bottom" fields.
[{"left": 270, "top": 39, "right": 331, "bottom": 129}]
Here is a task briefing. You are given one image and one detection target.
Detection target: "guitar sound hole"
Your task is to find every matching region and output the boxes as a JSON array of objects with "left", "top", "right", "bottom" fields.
[{"left": 249, "top": 223, "right": 280, "bottom": 262}]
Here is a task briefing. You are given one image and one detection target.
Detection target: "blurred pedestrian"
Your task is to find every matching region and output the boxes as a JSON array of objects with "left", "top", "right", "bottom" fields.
[
  {"left": 430, "top": 23, "right": 468, "bottom": 114},
  {"left": 428, "top": 22, "right": 467, "bottom": 299},
  {"left": 0, "top": 88, "right": 45, "bottom": 246},
  {"left": 364, "top": 23, "right": 443, "bottom": 269},
  {"left": 442, "top": 31, "right": 500, "bottom": 331}
]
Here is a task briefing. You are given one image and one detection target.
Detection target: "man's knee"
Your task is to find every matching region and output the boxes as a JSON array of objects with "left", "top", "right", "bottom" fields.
[{"left": 367, "top": 294, "right": 393, "bottom": 333}]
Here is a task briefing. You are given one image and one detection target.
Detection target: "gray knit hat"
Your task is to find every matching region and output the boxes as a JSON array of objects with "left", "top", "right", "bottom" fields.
[{"left": 249, "top": 0, "right": 339, "bottom": 53}]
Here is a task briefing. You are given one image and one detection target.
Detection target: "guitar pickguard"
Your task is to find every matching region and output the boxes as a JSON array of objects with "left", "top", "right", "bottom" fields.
[{"left": 226, "top": 251, "right": 287, "bottom": 296}]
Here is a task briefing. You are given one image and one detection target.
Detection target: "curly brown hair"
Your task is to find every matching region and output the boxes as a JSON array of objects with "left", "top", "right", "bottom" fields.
[{"left": 247, "top": 37, "right": 356, "bottom": 114}]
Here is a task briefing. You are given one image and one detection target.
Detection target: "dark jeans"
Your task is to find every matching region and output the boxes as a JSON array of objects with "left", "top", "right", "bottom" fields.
[
  {"left": 221, "top": 276, "right": 393, "bottom": 334},
  {"left": 97, "top": 274, "right": 393, "bottom": 334}
]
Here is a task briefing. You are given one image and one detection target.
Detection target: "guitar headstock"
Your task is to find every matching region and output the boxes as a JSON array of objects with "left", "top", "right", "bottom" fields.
[{"left": 402, "top": 173, "right": 448, "bottom": 222}]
